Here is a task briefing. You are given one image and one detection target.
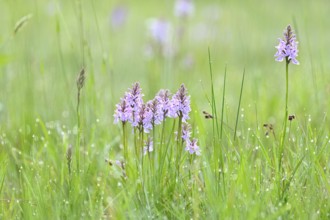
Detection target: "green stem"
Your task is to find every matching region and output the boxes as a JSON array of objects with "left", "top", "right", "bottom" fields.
[
  {"left": 123, "top": 122, "right": 128, "bottom": 165},
  {"left": 279, "top": 59, "right": 289, "bottom": 197},
  {"left": 76, "top": 91, "right": 81, "bottom": 174},
  {"left": 151, "top": 124, "right": 155, "bottom": 176},
  {"left": 141, "top": 130, "right": 144, "bottom": 169},
  {"left": 134, "top": 127, "right": 138, "bottom": 159},
  {"left": 158, "top": 118, "right": 167, "bottom": 182},
  {"left": 234, "top": 69, "right": 245, "bottom": 141},
  {"left": 218, "top": 66, "right": 227, "bottom": 197},
  {"left": 220, "top": 65, "right": 227, "bottom": 140},
  {"left": 167, "top": 120, "right": 176, "bottom": 172},
  {"left": 208, "top": 48, "right": 221, "bottom": 182},
  {"left": 279, "top": 60, "right": 289, "bottom": 171},
  {"left": 176, "top": 116, "right": 183, "bottom": 174}
]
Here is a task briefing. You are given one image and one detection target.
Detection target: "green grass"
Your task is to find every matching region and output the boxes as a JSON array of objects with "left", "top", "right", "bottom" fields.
[{"left": 1, "top": 0, "right": 330, "bottom": 219}]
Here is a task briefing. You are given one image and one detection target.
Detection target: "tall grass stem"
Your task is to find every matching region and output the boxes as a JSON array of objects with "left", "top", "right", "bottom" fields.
[{"left": 234, "top": 69, "right": 245, "bottom": 141}]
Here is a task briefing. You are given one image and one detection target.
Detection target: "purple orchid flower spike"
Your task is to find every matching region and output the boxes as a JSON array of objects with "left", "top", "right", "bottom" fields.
[
  {"left": 156, "top": 89, "right": 171, "bottom": 120},
  {"left": 146, "top": 98, "right": 163, "bottom": 126},
  {"left": 114, "top": 82, "right": 144, "bottom": 126},
  {"left": 124, "top": 82, "right": 144, "bottom": 123},
  {"left": 169, "top": 84, "right": 191, "bottom": 121},
  {"left": 133, "top": 103, "right": 154, "bottom": 133},
  {"left": 185, "top": 138, "right": 201, "bottom": 155},
  {"left": 113, "top": 98, "right": 131, "bottom": 124},
  {"left": 275, "top": 25, "right": 299, "bottom": 65}
]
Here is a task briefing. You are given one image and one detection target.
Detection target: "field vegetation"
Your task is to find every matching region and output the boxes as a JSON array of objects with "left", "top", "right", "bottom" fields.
[{"left": 0, "top": 0, "right": 329, "bottom": 219}]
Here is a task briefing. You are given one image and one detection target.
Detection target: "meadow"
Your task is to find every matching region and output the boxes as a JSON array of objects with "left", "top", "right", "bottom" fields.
[{"left": 1, "top": 0, "right": 330, "bottom": 219}]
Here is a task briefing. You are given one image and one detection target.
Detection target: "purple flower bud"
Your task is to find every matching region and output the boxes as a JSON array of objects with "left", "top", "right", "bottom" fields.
[
  {"left": 155, "top": 89, "right": 171, "bottom": 119},
  {"left": 185, "top": 138, "right": 201, "bottom": 155},
  {"left": 125, "top": 82, "right": 143, "bottom": 109},
  {"left": 169, "top": 84, "right": 191, "bottom": 121},
  {"left": 114, "top": 82, "right": 144, "bottom": 125},
  {"left": 146, "top": 98, "right": 163, "bottom": 126},
  {"left": 174, "top": 0, "right": 195, "bottom": 18},
  {"left": 133, "top": 104, "right": 153, "bottom": 133},
  {"left": 124, "top": 82, "right": 144, "bottom": 123},
  {"left": 275, "top": 25, "right": 299, "bottom": 65},
  {"left": 113, "top": 98, "right": 132, "bottom": 124}
]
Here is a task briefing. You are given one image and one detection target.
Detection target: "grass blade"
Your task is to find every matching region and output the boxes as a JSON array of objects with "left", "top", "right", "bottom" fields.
[
  {"left": 234, "top": 68, "right": 245, "bottom": 141},
  {"left": 220, "top": 65, "right": 227, "bottom": 140}
]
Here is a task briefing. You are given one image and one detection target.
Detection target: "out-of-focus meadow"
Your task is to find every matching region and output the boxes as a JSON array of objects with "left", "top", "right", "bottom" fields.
[{"left": 0, "top": 0, "right": 330, "bottom": 219}]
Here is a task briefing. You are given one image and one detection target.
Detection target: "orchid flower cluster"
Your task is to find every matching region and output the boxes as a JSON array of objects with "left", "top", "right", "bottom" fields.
[
  {"left": 275, "top": 25, "right": 299, "bottom": 65},
  {"left": 114, "top": 82, "right": 201, "bottom": 156}
]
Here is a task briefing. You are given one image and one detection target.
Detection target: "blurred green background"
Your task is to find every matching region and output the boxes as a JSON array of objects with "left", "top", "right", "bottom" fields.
[{"left": 1, "top": 0, "right": 329, "bottom": 130}]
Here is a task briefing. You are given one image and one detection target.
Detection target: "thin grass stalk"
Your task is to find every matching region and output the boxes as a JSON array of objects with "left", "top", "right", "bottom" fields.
[
  {"left": 208, "top": 48, "right": 223, "bottom": 194},
  {"left": 176, "top": 115, "right": 183, "bottom": 177},
  {"left": 234, "top": 68, "right": 245, "bottom": 141},
  {"left": 76, "top": 91, "right": 81, "bottom": 172},
  {"left": 76, "top": 68, "right": 85, "bottom": 174},
  {"left": 220, "top": 66, "right": 227, "bottom": 140},
  {"left": 158, "top": 119, "right": 167, "bottom": 182},
  {"left": 280, "top": 154, "right": 305, "bottom": 201},
  {"left": 167, "top": 120, "right": 177, "bottom": 172},
  {"left": 218, "top": 66, "right": 227, "bottom": 197},
  {"left": 76, "top": 0, "right": 86, "bottom": 174},
  {"left": 140, "top": 129, "right": 151, "bottom": 210},
  {"left": 208, "top": 48, "right": 220, "bottom": 145}
]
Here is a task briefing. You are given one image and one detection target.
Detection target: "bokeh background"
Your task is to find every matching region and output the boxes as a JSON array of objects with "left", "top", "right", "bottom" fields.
[{"left": 1, "top": 0, "right": 329, "bottom": 131}]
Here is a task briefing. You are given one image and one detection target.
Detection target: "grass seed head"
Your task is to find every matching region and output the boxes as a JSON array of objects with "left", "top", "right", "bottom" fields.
[{"left": 76, "top": 68, "right": 86, "bottom": 91}]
